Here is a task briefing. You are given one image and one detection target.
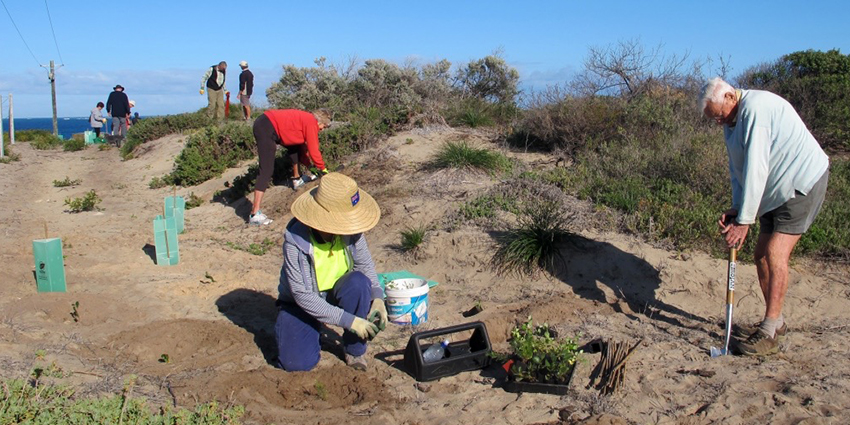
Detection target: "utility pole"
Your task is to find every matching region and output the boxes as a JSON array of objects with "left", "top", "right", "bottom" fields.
[
  {"left": 1, "top": 94, "right": 5, "bottom": 159},
  {"left": 9, "top": 93, "right": 14, "bottom": 145},
  {"left": 48, "top": 60, "right": 58, "bottom": 137}
]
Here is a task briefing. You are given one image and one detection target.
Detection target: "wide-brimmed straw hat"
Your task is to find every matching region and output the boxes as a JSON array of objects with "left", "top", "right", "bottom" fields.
[{"left": 291, "top": 173, "right": 380, "bottom": 235}]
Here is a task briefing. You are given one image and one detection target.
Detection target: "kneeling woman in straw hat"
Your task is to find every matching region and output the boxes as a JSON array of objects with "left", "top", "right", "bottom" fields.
[{"left": 275, "top": 173, "right": 387, "bottom": 371}]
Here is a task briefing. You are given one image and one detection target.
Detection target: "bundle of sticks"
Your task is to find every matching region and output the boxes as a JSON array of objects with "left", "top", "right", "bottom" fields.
[{"left": 588, "top": 339, "right": 642, "bottom": 395}]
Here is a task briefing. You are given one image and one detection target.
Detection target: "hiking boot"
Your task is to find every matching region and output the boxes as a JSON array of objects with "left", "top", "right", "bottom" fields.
[
  {"left": 735, "top": 329, "right": 779, "bottom": 357},
  {"left": 249, "top": 211, "right": 273, "bottom": 226},
  {"left": 291, "top": 178, "right": 305, "bottom": 190},
  {"left": 733, "top": 322, "right": 787, "bottom": 342},
  {"left": 345, "top": 353, "right": 367, "bottom": 371}
]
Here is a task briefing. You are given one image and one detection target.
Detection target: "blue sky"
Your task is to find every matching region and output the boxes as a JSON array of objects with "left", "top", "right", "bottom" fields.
[{"left": 1, "top": 0, "right": 847, "bottom": 118}]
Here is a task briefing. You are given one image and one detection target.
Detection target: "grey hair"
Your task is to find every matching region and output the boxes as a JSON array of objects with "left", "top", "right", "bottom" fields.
[{"left": 698, "top": 77, "right": 735, "bottom": 112}]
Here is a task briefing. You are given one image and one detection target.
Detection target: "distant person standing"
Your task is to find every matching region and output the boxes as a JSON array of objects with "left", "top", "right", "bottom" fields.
[
  {"left": 200, "top": 61, "right": 228, "bottom": 120},
  {"left": 133, "top": 112, "right": 141, "bottom": 124},
  {"left": 106, "top": 85, "right": 131, "bottom": 137},
  {"left": 127, "top": 100, "right": 136, "bottom": 130},
  {"left": 238, "top": 60, "right": 254, "bottom": 121},
  {"left": 89, "top": 102, "right": 106, "bottom": 137}
]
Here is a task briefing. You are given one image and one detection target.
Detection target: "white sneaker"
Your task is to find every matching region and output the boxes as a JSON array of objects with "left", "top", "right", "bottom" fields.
[
  {"left": 302, "top": 173, "right": 318, "bottom": 182},
  {"left": 249, "top": 211, "right": 273, "bottom": 226},
  {"left": 291, "top": 178, "right": 305, "bottom": 190}
]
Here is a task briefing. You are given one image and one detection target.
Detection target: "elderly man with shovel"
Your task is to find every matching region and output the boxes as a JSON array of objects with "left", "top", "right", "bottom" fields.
[{"left": 699, "top": 77, "right": 829, "bottom": 356}]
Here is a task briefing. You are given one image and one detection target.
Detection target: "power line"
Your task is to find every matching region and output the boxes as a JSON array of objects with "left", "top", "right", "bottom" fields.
[
  {"left": 1, "top": 0, "right": 43, "bottom": 66},
  {"left": 43, "top": 0, "right": 63, "bottom": 65}
]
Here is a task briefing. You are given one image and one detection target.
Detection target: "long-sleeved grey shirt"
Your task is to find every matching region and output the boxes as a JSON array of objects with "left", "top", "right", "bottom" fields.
[
  {"left": 724, "top": 89, "right": 829, "bottom": 224},
  {"left": 278, "top": 219, "right": 382, "bottom": 329}
]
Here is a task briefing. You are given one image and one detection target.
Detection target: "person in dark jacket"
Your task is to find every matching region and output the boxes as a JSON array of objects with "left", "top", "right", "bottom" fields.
[
  {"left": 106, "top": 85, "right": 131, "bottom": 137},
  {"left": 200, "top": 61, "right": 228, "bottom": 120},
  {"left": 238, "top": 60, "right": 253, "bottom": 121}
]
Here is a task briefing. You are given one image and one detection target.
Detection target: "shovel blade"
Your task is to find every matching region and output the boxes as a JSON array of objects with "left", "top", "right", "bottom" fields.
[{"left": 710, "top": 346, "right": 728, "bottom": 357}]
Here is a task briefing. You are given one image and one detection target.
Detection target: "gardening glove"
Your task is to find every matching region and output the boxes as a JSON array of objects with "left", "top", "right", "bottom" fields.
[
  {"left": 350, "top": 317, "right": 379, "bottom": 340},
  {"left": 367, "top": 299, "right": 388, "bottom": 331},
  {"left": 199, "top": 89, "right": 205, "bottom": 95},
  {"left": 319, "top": 168, "right": 329, "bottom": 176}
]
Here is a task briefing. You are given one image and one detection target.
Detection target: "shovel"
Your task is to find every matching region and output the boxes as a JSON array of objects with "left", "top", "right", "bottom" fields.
[{"left": 711, "top": 248, "right": 737, "bottom": 357}]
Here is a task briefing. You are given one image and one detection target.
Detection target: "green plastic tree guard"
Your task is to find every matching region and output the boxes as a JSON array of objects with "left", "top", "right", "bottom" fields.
[
  {"left": 153, "top": 214, "right": 179, "bottom": 265},
  {"left": 33, "top": 238, "right": 66, "bottom": 292},
  {"left": 164, "top": 196, "right": 185, "bottom": 234}
]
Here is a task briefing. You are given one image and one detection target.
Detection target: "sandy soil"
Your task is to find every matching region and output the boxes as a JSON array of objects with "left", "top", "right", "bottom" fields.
[{"left": 1, "top": 129, "right": 850, "bottom": 425}]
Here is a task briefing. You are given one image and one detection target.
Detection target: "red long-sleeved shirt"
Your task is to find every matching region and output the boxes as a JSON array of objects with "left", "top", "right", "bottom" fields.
[{"left": 263, "top": 109, "right": 326, "bottom": 171}]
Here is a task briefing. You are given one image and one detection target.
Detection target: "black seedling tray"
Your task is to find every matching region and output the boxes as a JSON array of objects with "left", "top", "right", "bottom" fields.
[
  {"left": 403, "top": 321, "right": 491, "bottom": 382},
  {"left": 503, "top": 364, "right": 575, "bottom": 395}
]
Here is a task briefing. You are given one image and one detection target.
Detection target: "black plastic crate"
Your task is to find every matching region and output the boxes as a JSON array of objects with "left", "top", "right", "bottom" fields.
[{"left": 403, "top": 321, "right": 491, "bottom": 382}]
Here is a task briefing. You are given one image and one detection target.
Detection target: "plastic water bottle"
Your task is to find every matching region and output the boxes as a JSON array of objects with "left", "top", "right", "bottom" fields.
[{"left": 422, "top": 339, "right": 450, "bottom": 363}]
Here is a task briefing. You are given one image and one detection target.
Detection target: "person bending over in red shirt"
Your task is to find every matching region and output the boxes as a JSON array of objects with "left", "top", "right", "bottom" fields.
[{"left": 249, "top": 109, "right": 331, "bottom": 226}]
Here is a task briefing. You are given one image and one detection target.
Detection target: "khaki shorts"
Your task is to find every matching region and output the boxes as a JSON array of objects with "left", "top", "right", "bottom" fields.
[
  {"left": 760, "top": 169, "right": 829, "bottom": 235},
  {"left": 240, "top": 94, "right": 251, "bottom": 106}
]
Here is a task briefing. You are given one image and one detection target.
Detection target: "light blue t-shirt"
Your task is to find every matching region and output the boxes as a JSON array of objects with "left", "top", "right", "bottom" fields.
[{"left": 724, "top": 89, "right": 829, "bottom": 224}]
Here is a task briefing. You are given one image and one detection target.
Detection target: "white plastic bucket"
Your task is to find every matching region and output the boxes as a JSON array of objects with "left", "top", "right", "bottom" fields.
[{"left": 385, "top": 278, "right": 429, "bottom": 325}]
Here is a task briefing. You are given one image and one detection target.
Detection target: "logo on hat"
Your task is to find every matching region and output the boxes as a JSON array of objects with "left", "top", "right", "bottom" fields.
[{"left": 351, "top": 191, "right": 360, "bottom": 206}]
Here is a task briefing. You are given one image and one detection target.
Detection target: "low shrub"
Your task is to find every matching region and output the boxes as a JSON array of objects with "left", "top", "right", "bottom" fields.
[
  {"left": 13, "top": 129, "right": 53, "bottom": 142},
  {"left": 506, "top": 317, "right": 581, "bottom": 384},
  {"left": 1, "top": 144, "right": 21, "bottom": 163},
  {"left": 458, "top": 193, "right": 520, "bottom": 222},
  {"left": 53, "top": 177, "right": 82, "bottom": 187},
  {"left": 226, "top": 238, "right": 275, "bottom": 256},
  {"left": 30, "top": 134, "right": 64, "bottom": 150},
  {"left": 186, "top": 192, "right": 205, "bottom": 209},
  {"left": 148, "top": 175, "right": 173, "bottom": 189},
  {"left": 0, "top": 377, "right": 244, "bottom": 424},
  {"left": 430, "top": 141, "right": 512, "bottom": 173},
  {"left": 64, "top": 190, "right": 101, "bottom": 213},
  {"left": 121, "top": 111, "right": 214, "bottom": 159},
  {"left": 167, "top": 123, "right": 255, "bottom": 186},
  {"left": 63, "top": 138, "right": 86, "bottom": 152}
]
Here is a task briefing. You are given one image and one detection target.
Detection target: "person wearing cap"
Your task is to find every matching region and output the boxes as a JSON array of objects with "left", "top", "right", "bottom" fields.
[
  {"left": 238, "top": 61, "right": 253, "bottom": 121},
  {"left": 200, "top": 61, "right": 229, "bottom": 120},
  {"left": 248, "top": 109, "right": 332, "bottom": 226},
  {"left": 106, "top": 85, "right": 131, "bottom": 137},
  {"left": 89, "top": 102, "right": 107, "bottom": 137},
  {"left": 275, "top": 173, "right": 387, "bottom": 371}
]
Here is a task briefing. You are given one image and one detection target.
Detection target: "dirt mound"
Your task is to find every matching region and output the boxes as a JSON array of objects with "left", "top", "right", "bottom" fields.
[{"left": 108, "top": 319, "right": 256, "bottom": 372}]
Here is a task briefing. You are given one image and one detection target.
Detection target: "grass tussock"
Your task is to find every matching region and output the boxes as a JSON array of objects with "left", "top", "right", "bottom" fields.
[
  {"left": 399, "top": 225, "right": 428, "bottom": 252},
  {"left": 491, "top": 200, "right": 577, "bottom": 277},
  {"left": 430, "top": 141, "right": 512, "bottom": 173}
]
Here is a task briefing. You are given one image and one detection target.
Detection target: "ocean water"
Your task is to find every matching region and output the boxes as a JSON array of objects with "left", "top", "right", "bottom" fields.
[{"left": 6, "top": 117, "right": 115, "bottom": 140}]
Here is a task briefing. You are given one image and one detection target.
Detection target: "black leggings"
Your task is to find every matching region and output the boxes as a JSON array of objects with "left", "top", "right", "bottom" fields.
[
  {"left": 253, "top": 114, "right": 279, "bottom": 192},
  {"left": 93, "top": 127, "right": 101, "bottom": 137}
]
